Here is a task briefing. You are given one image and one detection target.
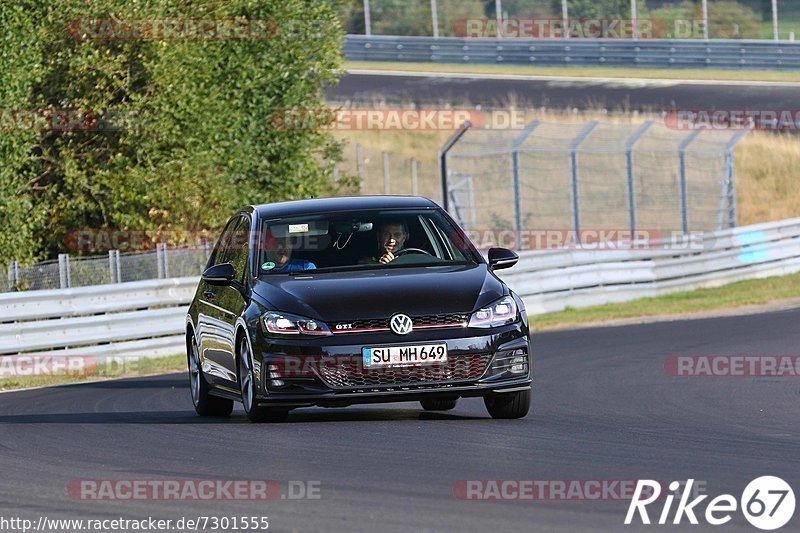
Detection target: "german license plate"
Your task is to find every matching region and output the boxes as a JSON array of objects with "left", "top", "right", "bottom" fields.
[{"left": 362, "top": 344, "right": 448, "bottom": 368}]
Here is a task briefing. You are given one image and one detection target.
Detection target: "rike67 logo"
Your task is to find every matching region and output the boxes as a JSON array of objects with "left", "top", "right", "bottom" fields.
[{"left": 625, "top": 477, "right": 795, "bottom": 530}]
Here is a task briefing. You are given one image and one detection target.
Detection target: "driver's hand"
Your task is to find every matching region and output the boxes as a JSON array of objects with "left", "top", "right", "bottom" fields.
[{"left": 379, "top": 242, "right": 396, "bottom": 264}]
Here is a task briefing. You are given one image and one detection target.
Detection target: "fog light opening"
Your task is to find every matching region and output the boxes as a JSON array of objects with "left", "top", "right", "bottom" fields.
[{"left": 510, "top": 356, "right": 527, "bottom": 373}]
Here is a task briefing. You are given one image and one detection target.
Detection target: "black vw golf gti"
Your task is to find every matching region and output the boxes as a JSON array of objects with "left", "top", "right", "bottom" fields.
[{"left": 186, "top": 196, "right": 532, "bottom": 422}]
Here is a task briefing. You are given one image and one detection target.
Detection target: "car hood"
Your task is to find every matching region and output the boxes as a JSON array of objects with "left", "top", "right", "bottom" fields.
[{"left": 252, "top": 264, "right": 504, "bottom": 320}]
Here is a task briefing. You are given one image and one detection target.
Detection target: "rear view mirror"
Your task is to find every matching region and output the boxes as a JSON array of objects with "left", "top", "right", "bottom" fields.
[
  {"left": 488, "top": 248, "right": 519, "bottom": 271},
  {"left": 202, "top": 262, "right": 235, "bottom": 283}
]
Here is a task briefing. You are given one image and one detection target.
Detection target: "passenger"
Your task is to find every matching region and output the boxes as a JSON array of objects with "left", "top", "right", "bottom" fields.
[{"left": 262, "top": 236, "right": 316, "bottom": 273}]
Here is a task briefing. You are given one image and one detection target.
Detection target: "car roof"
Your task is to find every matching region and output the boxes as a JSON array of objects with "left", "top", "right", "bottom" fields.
[{"left": 251, "top": 196, "right": 440, "bottom": 219}]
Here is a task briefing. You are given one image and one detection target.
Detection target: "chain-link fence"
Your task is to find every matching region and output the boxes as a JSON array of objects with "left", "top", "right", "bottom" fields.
[
  {"left": 338, "top": 143, "right": 443, "bottom": 204},
  {"left": 442, "top": 119, "right": 748, "bottom": 249},
  {"left": 5, "top": 245, "right": 211, "bottom": 293},
  {"left": 350, "top": 0, "right": 800, "bottom": 41}
]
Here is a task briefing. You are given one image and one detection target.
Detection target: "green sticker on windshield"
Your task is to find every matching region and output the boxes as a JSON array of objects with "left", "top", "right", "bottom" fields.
[{"left": 261, "top": 261, "right": 276, "bottom": 271}]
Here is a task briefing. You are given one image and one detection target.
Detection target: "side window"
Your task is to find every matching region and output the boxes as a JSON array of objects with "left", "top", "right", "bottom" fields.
[
  {"left": 228, "top": 216, "right": 251, "bottom": 283},
  {"left": 208, "top": 216, "right": 240, "bottom": 268}
]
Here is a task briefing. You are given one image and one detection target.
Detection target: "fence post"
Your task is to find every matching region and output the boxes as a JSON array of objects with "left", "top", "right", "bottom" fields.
[
  {"left": 431, "top": 0, "right": 439, "bottom": 38},
  {"left": 156, "top": 244, "right": 165, "bottom": 279},
  {"left": 624, "top": 121, "right": 654, "bottom": 236},
  {"left": 363, "top": 0, "right": 371, "bottom": 36},
  {"left": 382, "top": 151, "right": 390, "bottom": 194},
  {"left": 356, "top": 144, "right": 365, "bottom": 194},
  {"left": 108, "top": 250, "right": 117, "bottom": 283},
  {"left": 163, "top": 245, "right": 170, "bottom": 279},
  {"left": 7, "top": 261, "right": 19, "bottom": 291},
  {"left": 58, "top": 253, "right": 71, "bottom": 289},
  {"left": 439, "top": 121, "right": 472, "bottom": 212},
  {"left": 510, "top": 120, "right": 541, "bottom": 250},
  {"left": 678, "top": 130, "right": 702, "bottom": 234},
  {"left": 567, "top": 121, "right": 599, "bottom": 239},
  {"left": 722, "top": 128, "right": 750, "bottom": 228},
  {"left": 115, "top": 250, "right": 122, "bottom": 283},
  {"left": 411, "top": 158, "right": 418, "bottom": 196}
]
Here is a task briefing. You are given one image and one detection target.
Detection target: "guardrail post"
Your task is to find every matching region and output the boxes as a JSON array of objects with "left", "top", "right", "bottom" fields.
[
  {"left": 567, "top": 121, "right": 599, "bottom": 240},
  {"left": 439, "top": 121, "right": 471, "bottom": 213},
  {"left": 58, "top": 254, "right": 71, "bottom": 289},
  {"left": 382, "top": 151, "right": 390, "bottom": 194},
  {"left": 624, "top": 121, "right": 654, "bottom": 236},
  {"left": 678, "top": 130, "right": 702, "bottom": 234},
  {"left": 411, "top": 159, "right": 418, "bottom": 196}
]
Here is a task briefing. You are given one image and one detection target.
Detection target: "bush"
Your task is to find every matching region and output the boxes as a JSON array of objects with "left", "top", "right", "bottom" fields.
[{"left": 0, "top": 0, "right": 347, "bottom": 262}]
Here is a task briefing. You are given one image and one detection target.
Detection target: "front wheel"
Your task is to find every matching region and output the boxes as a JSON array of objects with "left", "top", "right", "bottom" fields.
[
  {"left": 484, "top": 389, "right": 531, "bottom": 419},
  {"left": 238, "top": 337, "right": 289, "bottom": 423},
  {"left": 189, "top": 336, "right": 233, "bottom": 417}
]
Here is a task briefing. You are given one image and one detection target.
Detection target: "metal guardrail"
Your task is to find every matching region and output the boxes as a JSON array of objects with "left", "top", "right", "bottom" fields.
[
  {"left": 344, "top": 35, "right": 800, "bottom": 70},
  {"left": 498, "top": 217, "right": 800, "bottom": 315},
  {"left": 0, "top": 277, "right": 198, "bottom": 358},
  {"left": 1, "top": 218, "right": 799, "bottom": 362}
]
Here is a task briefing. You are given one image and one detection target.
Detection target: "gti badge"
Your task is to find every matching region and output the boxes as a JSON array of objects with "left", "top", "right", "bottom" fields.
[{"left": 389, "top": 314, "right": 413, "bottom": 335}]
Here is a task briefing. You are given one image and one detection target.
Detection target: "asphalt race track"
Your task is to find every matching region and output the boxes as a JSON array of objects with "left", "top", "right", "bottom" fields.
[
  {"left": 1, "top": 308, "right": 798, "bottom": 532},
  {"left": 329, "top": 71, "right": 800, "bottom": 112}
]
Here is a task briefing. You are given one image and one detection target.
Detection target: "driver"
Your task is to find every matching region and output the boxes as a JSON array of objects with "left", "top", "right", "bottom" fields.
[{"left": 372, "top": 220, "right": 409, "bottom": 264}]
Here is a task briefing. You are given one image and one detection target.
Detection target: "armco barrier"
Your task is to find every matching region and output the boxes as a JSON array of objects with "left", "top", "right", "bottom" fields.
[
  {"left": 0, "top": 277, "right": 198, "bottom": 359},
  {"left": 344, "top": 35, "right": 800, "bottom": 70},
  {"left": 1, "top": 218, "right": 800, "bottom": 363},
  {"left": 499, "top": 217, "right": 800, "bottom": 315}
]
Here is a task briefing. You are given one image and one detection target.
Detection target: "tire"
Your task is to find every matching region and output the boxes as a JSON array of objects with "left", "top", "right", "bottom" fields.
[
  {"left": 420, "top": 398, "right": 458, "bottom": 411},
  {"left": 238, "top": 336, "right": 289, "bottom": 423},
  {"left": 188, "top": 335, "right": 233, "bottom": 417},
  {"left": 484, "top": 389, "right": 531, "bottom": 419}
]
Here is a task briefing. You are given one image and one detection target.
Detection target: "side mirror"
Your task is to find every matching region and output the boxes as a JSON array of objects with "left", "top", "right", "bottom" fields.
[
  {"left": 487, "top": 248, "right": 519, "bottom": 271},
  {"left": 202, "top": 262, "right": 235, "bottom": 284}
]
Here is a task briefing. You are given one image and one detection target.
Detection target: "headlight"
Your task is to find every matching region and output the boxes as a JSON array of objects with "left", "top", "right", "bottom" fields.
[
  {"left": 263, "top": 311, "right": 332, "bottom": 336},
  {"left": 468, "top": 296, "right": 518, "bottom": 328}
]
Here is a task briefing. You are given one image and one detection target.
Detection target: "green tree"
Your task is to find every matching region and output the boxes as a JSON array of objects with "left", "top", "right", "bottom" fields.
[{"left": 0, "top": 0, "right": 348, "bottom": 262}]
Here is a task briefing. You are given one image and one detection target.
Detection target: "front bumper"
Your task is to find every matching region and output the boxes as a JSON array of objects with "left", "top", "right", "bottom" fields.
[{"left": 251, "top": 321, "right": 531, "bottom": 408}]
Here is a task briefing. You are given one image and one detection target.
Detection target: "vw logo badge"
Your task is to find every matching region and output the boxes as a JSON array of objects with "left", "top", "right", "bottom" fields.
[{"left": 389, "top": 314, "right": 413, "bottom": 335}]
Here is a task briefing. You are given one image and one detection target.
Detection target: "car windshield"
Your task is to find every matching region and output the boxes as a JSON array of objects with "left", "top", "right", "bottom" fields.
[{"left": 257, "top": 209, "right": 478, "bottom": 275}]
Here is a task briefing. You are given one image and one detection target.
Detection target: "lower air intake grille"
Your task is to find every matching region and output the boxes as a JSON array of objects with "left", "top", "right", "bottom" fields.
[{"left": 318, "top": 354, "right": 490, "bottom": 390}]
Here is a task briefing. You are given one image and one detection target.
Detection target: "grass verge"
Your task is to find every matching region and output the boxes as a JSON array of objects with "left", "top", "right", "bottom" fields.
[
  {"left": 345, "top": 61, "right": 800, "bottom": 83},
  {"left": 531, "top": 273, "right": 800, "bottom": 332},
  {"left": 0, "top": 353, "right": 186, "bottom": 392}
]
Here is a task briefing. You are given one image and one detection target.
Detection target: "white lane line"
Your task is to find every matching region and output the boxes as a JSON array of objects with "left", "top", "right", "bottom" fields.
[{"left": 347, "top": 69, "right": 800, "bottom": 88}]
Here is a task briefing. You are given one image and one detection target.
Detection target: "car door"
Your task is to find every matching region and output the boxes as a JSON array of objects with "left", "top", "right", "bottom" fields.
[
  {"left": 197, "top": 216, "right": 240, "bottom": 385},
  {"left": 214, "top": 213, "right": 252, "bottom": 386}
]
